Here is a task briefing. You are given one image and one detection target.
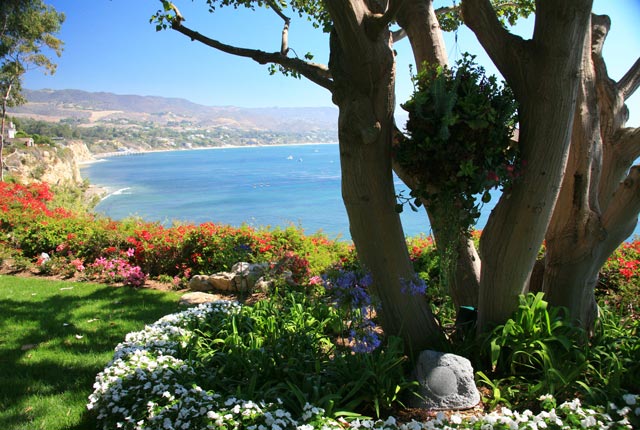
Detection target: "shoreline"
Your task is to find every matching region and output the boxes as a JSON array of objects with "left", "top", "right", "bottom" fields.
[{"left": 86, "top": 141, "right": 339, "bottom": 162}]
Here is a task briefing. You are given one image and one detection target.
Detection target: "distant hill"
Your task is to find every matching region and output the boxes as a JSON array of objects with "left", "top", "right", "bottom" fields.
[{"left": 9, "top": 89, "right": 338, "bottom": 133}]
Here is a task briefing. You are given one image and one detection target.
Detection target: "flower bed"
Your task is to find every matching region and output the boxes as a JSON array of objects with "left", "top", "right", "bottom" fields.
[{"left": 88, "top": 301, "right": 639, "bottom": 430}]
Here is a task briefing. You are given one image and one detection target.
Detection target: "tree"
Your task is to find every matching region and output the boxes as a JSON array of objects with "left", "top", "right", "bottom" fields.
[
  {"left": 153, "top": 0, "right": 638, "bottom": 350},
  {"left": 541, "top": 14, "right": 640, "bottom": 329},
  {"left": 0, "top": 0, "right": 64, "bottom": 181}
]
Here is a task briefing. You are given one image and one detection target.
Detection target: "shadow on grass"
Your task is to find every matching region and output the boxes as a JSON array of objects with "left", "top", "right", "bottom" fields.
[{"left": 0, "top": 277, "right": 182, "bottom": 430}]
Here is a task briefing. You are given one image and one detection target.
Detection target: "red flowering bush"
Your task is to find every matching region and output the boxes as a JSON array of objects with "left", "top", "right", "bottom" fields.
[{"left": 599, "top": 238, "right": 640, "bottom": 313}]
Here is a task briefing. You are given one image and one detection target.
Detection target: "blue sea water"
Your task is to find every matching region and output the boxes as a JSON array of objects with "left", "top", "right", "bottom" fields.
[
  {"left": 81, "top": 143, "right": 638, "bottom": 241},
  {"left": 82, "top": 144, "right": 436, "bottom": 240}
]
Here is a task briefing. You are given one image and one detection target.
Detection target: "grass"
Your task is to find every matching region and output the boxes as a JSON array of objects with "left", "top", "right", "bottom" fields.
[{"left": 0, "top": 275, "right": 182, "bottom": 430}]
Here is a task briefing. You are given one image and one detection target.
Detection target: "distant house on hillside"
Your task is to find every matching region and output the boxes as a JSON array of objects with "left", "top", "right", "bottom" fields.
[
  {"left": 2, "top": 121, "right": 17, "bottom": 140},
  {"left": 2, "top": 122, "right": 34, "bottom": 147},
  {"left": 7, "top": 137, "right": 35, "bottom": 147}
]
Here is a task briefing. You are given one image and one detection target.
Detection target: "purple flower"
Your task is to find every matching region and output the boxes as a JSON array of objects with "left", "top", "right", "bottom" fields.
[
  {"left": 326, "top": 271, "right": 372, "bottom": 310},
  {"left": 349, "top": 320, "right": 381, "bottom": 353},
  {"left": 400, "top": 275, "right": 427, "bottom": 296}
]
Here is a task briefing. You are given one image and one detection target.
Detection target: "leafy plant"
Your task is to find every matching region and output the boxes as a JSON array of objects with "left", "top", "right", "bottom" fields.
[
  {"left": 478, "top": 293, "right": 589, "bottom": 404},
  {"left": 397, "top": 54, "right": 520, "bottom": 236}
]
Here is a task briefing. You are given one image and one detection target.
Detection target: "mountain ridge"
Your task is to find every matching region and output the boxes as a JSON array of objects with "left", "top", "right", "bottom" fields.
[{"left": 10, "top": 89, "right": 338, "bottom": 133}]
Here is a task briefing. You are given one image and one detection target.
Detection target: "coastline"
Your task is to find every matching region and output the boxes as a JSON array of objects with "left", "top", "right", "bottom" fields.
[{"left": 88, "top": 141, "right": 339, "bottom": 161}]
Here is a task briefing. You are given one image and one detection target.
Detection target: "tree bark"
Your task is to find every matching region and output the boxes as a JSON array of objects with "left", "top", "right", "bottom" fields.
[
  {"left": 326, "top": 0, "right": 444, "bottom": 352},
  {"left": 0, "top": 83, "right": 11, "bottom": 182},
  {"left": 543, "top": 13, "right": 640, "bottom": 330},
  {"left": 463, "top": 0, "right": 593, "bottom": 332}
]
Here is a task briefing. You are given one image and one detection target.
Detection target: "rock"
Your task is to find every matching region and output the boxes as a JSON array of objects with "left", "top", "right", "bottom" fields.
[
  {"left": 254, "top": 277, "right": 274, "bottom": 293},
  {"left": 409, "top": 350, "right": 480, "bottom": 410},
  {"left": 179, "top": 292, "right": 219, "bottom": 306},
  {"left": 208, "top": 272, "right": 235, "bottom": 292},
  {"left": 188, "top": 262, "right": 269, "bottom": 293},
  {"left": 188, "top": 274, "right": 214, "bottom": 292},
  {"left": 232, "top": 262, "right": 251, "bottom": 276}
]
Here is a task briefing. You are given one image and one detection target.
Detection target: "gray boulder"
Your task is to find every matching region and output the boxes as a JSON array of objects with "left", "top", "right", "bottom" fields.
[{"left": 409, "top": 350, "right": 480, "bottom": 410}]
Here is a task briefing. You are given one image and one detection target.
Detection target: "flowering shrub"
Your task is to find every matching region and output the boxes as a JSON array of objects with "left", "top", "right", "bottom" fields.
[
  {"left": 0, "top": 181, "right": 351, "bottom": 287},
  {"left": 599, "top": 238, "right": 640, "bottom": 312},
  {"left": 322, "top": 270, "right": 382, "bottom": 353},
  {"left": 83, "top": 248, "right": 147, "bottom": 287},
  {"left": 89, "top": 301, "right": 408, "bottom": 428},
  {"left": 89, "top": 302, "right": 640, "bottom": 430}
]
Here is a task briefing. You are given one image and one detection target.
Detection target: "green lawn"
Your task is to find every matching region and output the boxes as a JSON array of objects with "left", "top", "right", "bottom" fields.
[{"left": 0, "top": 275, "right": 182, "bottom": 430}]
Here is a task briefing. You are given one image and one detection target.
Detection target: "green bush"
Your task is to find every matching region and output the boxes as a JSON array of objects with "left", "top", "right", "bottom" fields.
[
  {"left": 189, "top": 291, "right": 415, "bottom": 418},
  {"left": 475, "top": 293, "right": 640, "bottom": 409}
]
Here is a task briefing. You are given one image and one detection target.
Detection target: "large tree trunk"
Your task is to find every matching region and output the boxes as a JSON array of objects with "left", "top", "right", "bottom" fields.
[
  {"left": 326, "top": 0, "right": 444, "bottom": 352},
  {"left": 543, "top": 14, "right": 640, "bottom": 330},
  {"left": 395, "top": 0, "right": 480, "bottom": 309},
  {"left": 463, "top": 0, "right": 593, "bottom": 332}
]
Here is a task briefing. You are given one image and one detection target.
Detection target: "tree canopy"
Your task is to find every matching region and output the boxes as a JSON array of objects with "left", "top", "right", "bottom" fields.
[{"left": 0, "top": 0, "right": 64, "bottom": 180}]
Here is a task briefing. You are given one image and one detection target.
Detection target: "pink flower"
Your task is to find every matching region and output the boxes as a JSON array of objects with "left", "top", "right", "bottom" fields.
[
  {"left": 126, "top": 248, "right": 135, "bottom": 257},
  {"left": 309, "top": 276, "right": 323, "bottom": 285},
  {"left": 71, "top": 258, "right": 85, "bottom": 272}
]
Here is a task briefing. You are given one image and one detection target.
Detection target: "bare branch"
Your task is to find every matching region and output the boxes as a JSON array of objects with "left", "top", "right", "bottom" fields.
[
  {"left": 265, "top": 0, "right": 291, "bottom": 55},
  {"left": 618, "top": 57, "right": 640, "bottom": 101},
  {"left": 265, "top": 0, "right": 289, "bottom": 24},
  {"left": 170, "top": 20, "right": 333, "bottom": 91}
]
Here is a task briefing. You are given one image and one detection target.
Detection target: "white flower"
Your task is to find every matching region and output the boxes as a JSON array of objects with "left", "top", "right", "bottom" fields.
[
  {"left": 450, "top": 414, "right": 462, "bottom": 424},
  {"left": 618, "top": 406, "right": 631, "bottom": 416},
  {"left": 580, "top": 416, "right": 596, "bottom": 428},
  {"left": 622, "top": 394, "right": 637, "bottom": 406}
]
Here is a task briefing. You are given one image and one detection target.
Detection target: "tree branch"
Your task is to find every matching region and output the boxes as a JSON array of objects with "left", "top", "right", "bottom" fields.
[
  {"left": 392, "top": 28, "right": 407, "bottom": 42},
  {"left": 169, "top": 20, "right": 333, "bottom": 91},
  {"left": 615, "top": 126, "right": 640, "bottom": 163},
  {"left": 460, "top": 0, "right": 528, "bottom": 93},
  {"left": 265, "top": 0, "right": 291, "bottom": 55},
  {"left": 618, "top": 57, "right": 640, "bottom": 101},
  {"left": 365, "top": 0, "right": 406, "bottom": 40},
  {"left": 601, "top": 165, "right": 640, "bottom": 244},
  {"left": 434, "top": 5, "right": 456, "bottom": 16}
]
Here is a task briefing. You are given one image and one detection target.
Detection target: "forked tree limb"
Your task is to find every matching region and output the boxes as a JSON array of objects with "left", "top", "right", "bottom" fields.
[
  {"left": 365, "top": 0, "right": 406, "bottom": 40},
  {"left": 460, "top": 0, "right": 529, "bottom": 95}
]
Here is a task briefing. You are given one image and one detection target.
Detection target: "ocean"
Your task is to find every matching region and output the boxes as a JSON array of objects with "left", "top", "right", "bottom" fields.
[{"left": 81, "top": 143, "right": 638, "bottom": 241}]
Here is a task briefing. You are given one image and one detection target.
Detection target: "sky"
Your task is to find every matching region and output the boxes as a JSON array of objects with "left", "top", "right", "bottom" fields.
[{"left": 23, "top": 0, "right": 640, "bottom": 127}]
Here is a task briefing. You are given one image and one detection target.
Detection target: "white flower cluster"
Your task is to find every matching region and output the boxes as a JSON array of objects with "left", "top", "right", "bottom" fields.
[{"left": 88, "top": 302, "right": 640, "bottom": 430}]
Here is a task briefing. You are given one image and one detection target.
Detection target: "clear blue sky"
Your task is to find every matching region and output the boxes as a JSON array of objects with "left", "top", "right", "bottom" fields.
[{"left": 24, "top": 1, "right": 640, "bottom": 126}]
